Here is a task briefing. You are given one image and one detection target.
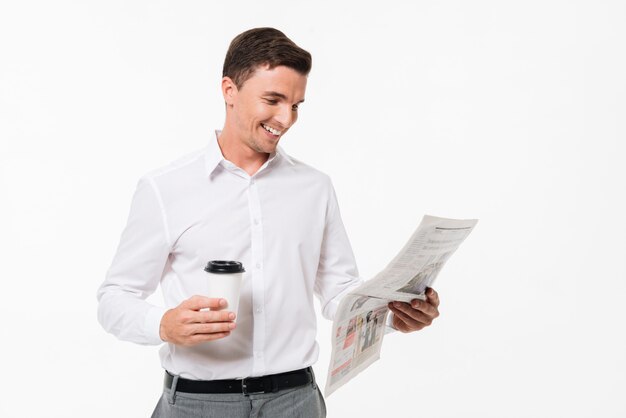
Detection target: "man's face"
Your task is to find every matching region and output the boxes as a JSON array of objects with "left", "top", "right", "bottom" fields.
[{"left": 223, "top": 65, "right": 307, "bottom": 154}]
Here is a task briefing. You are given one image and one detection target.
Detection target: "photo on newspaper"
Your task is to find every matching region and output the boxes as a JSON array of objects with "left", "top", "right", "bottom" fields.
[
  {"left": 327, "top": 295, "right": 389, "bottom": 393},
  {"left": 325, "top": 215, "right": 478, "bottom": 396}
]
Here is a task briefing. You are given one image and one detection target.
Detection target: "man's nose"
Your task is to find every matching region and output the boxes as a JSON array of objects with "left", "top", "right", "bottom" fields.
[{"left": 274, "top": 105, "right": 295, "bottom": 129}]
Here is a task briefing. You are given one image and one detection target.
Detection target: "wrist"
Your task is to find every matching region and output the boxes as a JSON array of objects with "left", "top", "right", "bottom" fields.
[{"left": 159, "top": 309, "right": 172, "bottom": 343}]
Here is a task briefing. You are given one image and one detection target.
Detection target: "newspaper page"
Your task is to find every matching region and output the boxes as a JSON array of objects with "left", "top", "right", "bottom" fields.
[{"left": 325, "top": 215, "right": 478, "bottom": 396}]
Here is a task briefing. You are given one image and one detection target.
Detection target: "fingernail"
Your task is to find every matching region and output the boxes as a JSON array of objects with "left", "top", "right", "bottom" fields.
[
  {"left": 412, "top": 300, "right": 420, "bottom": 308},
  {"left": 220, "top": 299, "right": 227, "bottom": 306},
  {"left": 393, "top": 302, "right": 401, "bottom": 307},
  {"left": 229, "top": 323, "right": 236, "bottom": 329},
  {"left": 229, "top": 313, "right": 235, "bottom": 320}
]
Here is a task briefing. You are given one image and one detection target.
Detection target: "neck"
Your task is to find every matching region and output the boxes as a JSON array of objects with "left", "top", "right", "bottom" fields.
[{"left": 217, "top": 126, "right": 269, "bottom": 176}]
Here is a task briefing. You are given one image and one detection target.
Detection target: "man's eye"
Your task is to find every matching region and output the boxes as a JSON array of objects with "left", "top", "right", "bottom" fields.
[
  {"left": 292, "top": 105, "right": 299, "bottom": 111},
  {"left": 264, "top": 99, "right": 278, "bottom": 105}
]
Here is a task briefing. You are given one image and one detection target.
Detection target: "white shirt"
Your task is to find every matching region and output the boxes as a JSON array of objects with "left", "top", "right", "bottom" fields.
[{"left": 97, "top": 132, "right": 365, "bottom": 380}]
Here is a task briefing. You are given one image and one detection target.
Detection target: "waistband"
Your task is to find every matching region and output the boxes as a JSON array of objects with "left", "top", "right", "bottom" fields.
[{"left": 164, "top": 367, "right": 314, "bottom": 396}]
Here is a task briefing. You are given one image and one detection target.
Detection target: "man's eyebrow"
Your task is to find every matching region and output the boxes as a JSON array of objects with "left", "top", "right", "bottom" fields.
[{"left": 262, "top": 91, "right": 305, "bottom": 104}]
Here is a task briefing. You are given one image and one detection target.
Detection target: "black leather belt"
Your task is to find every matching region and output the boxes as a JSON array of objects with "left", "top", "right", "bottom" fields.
[{"left": 164, "top": 367, "right": 313, "bottom": 395}]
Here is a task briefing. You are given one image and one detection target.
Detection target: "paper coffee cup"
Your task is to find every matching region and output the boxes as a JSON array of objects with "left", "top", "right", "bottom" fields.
[{"left": 204, "top": 260, "right": 245, "bottom": 320}]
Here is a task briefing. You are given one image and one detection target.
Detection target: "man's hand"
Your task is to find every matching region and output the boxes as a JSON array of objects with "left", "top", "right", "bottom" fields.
[
  {"left": 159, "top": 295, "right": 236, "bottom": 346},
  {"left": 388, "top": 287, "right": 440, "bottom": 333}
]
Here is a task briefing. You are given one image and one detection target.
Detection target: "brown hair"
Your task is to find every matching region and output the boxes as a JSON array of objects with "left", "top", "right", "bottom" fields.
[{"left": 223, "top": 27, "right": 312, "bottom": 88}]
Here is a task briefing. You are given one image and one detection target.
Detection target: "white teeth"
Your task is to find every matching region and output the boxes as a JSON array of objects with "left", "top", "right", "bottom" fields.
[{"left": 262, "top": 123, "right": 281, "bottom": 136}]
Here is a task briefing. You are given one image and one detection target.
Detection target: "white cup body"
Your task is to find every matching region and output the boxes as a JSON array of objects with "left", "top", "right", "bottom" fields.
[{"left": 205, "top": 271, "right": 243, "bottom": 320}]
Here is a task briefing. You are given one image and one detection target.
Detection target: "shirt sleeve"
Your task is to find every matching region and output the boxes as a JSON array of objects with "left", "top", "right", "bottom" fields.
[
  {"left": 314, "top": 180, "right": 364, "bottom": 321},
  {"left": 96, "top": 177, "right": 171, "bottom": 345}
]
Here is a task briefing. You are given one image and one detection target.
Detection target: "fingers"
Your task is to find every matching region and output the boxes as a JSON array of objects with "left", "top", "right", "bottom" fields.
[
  {"left": 387, "top": 298, "right": 440, "bottom": 333},
  {"left": 182, "top": 295, "right": 228, "bottom": 311},
  {"left": 160, "top": 296, "right": 237, "bottom": 346},
  {"left": 195, "top": 310, "right": 236, "bottom": 324},
  {"left": 391, "top": 308, "right": 425, "bottom": 333},
  {"left": 409, "top": 298, "right": 439, "bottom": 318},
  {"left": 188, "top": 331, "right": 232, "bottom": 344},
  {"left": 426, "top": 287, "right": 440, "bottom": 308},
  {"left": 181, "top": 307, "right": 236, "bottom": 327},
  {"left": 391, "top": 301, "right": 436, "bottom": 325},
  {"left": 189, "top": 321, "right": 236, "bottom": 335}
]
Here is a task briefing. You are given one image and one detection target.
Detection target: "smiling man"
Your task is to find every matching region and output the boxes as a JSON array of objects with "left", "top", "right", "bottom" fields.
[
  {"left": 97, "top": 27, "right": 440, "bottom": 418},
  {"left": 219, "top": 63, "right": 306, "bottom": 175}
]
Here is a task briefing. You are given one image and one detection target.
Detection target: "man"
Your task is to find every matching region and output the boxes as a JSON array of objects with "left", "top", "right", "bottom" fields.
[{"left": 97, "top": 27, "right": 440, "bottom": 417}]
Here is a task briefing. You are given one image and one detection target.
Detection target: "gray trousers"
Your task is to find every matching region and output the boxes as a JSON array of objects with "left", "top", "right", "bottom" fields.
[{"left": 151, "top": 373, "right": 327, "bottom": 418}]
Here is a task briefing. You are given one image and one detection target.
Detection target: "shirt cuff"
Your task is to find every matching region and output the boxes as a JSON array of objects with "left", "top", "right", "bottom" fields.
[
  {"left": 385, "top": 311, "right": 398, "bottom": 335},
  {"left": 144, "top": 305, "right": 169, "bottom": 345}
]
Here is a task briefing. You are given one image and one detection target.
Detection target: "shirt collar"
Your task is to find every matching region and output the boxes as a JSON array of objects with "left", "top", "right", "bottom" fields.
[
  {"left": 204, "top": 130, "right": 294, "bottom": 178},
  {"left": 275, "top": 145, "right": 294, "bottom": 166}
]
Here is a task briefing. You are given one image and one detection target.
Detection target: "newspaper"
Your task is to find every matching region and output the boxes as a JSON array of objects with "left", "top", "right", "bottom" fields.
[{"left": 325, "top": 215, "right": 478, "bottom": 396}]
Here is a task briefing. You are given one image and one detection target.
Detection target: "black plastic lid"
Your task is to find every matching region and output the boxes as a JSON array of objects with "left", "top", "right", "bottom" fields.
[{"left": 204, "top": 260, "right": 245, "bottom": 274}]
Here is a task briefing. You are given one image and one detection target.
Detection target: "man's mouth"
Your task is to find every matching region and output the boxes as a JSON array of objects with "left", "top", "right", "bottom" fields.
[{"left": 261, "top": 123, "right": 282, "bottom": 136}]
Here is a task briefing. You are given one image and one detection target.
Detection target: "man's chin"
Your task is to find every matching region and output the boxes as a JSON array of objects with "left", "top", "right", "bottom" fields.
[
  {"left": 255, "top": 127, "right": 284, "bottom": 152},
  {"left": 252, "top": 140, "right": 279, "bottom": 155}
]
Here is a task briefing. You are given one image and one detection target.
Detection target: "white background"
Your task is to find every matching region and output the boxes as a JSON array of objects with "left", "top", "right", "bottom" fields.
[{"left": 1, "top": 1, "right": 625, "bottom": 417}]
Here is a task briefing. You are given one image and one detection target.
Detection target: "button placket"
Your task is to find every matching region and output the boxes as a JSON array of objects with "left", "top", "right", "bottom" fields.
[{"left": 247, "top": 178, "right": 266, "bottom": 376}]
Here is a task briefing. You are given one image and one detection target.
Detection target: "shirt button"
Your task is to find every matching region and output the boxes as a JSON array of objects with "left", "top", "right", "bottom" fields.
[
  {"left": 256, "top": 262, "right": 261, "bottom": 269},
  {"left": 255, "top": 351, "right": 263, "bottom": 358},
  {"left": 255, "top": 307, "right": 263, "bottom": 314},
  {"left": 254, "top": 219, "right": 259, "bottom": 225}
]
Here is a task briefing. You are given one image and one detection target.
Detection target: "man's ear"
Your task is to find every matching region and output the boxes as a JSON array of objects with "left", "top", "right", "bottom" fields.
[{"left": 222, "top": 76, "right": 237, "bottom": 107}]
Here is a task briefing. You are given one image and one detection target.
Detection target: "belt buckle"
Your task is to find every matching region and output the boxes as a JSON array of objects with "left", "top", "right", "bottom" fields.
[{"left": 241, "top": 376, "right": 267, "bottom": 395}]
